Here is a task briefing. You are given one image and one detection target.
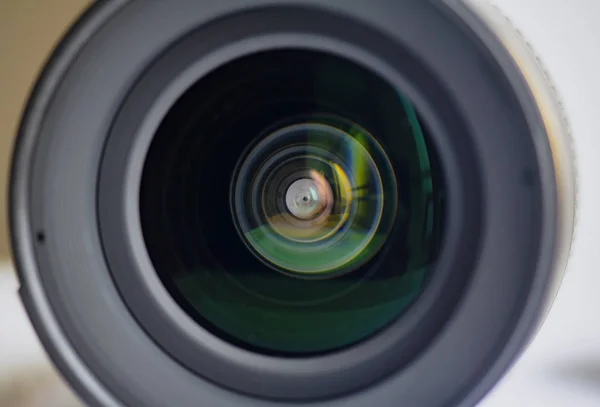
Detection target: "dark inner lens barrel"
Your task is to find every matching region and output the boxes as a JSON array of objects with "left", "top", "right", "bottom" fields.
[{"left": 139, "top": 50, "right": 446, "bottom": 356}]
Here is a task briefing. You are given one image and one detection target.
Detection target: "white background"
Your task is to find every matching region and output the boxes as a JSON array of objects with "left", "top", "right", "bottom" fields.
[{"left": 1, "top": 1, "right": 600, "bottom": 406}]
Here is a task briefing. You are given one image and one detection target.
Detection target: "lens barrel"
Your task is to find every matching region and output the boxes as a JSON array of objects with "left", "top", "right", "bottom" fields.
[{"left": 9, "top": 1, "right": 576, "bottom": 406}]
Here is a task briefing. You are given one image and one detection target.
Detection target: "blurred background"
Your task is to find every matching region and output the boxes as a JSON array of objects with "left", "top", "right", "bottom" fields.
[{"left": 1, "top": 1, "right": 600, "bottom": 407}]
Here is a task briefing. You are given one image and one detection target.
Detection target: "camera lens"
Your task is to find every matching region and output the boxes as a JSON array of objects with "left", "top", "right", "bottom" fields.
[
  {"left": 140, "top": 50, "right": 445, "bottom": 355},
  {"left": 11, "top": 1, "right": 577, "bottom": 405}
]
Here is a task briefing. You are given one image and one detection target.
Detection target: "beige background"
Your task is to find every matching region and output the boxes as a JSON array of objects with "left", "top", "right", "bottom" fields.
[{"left": 0, "top": 0, "right": 90, "bottom": 263}]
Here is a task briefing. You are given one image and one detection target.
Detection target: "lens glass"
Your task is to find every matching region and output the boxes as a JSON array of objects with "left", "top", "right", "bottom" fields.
[
  {"left": 140, "top": 50, "right": 445, "bottom": 356},
  {"left": 232, "top": 117, "right": 396, "bottom": 277}
]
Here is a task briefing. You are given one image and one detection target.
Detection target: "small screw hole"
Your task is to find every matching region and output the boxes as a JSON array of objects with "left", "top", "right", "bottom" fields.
[
  {"left": 36, "top": 231, "right": 46, "bottom": 244},
  {"left": 521, "top": 168, "right": 535, "bottom": 187}
]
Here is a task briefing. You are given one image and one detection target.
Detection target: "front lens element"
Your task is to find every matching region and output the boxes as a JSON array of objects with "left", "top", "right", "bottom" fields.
[{"left": 140, "top": 50, "right": 445, "bottom": 356}]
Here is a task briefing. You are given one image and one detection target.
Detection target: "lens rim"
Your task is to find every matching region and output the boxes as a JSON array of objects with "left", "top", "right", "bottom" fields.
[{"left": 9, "top": 0, "right": 568, "bottom": 406}]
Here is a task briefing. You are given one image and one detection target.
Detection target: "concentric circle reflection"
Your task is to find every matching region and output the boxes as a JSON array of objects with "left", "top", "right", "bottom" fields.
[{"left": 232, "top": 119, "right": 397, "bottom": 277}]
